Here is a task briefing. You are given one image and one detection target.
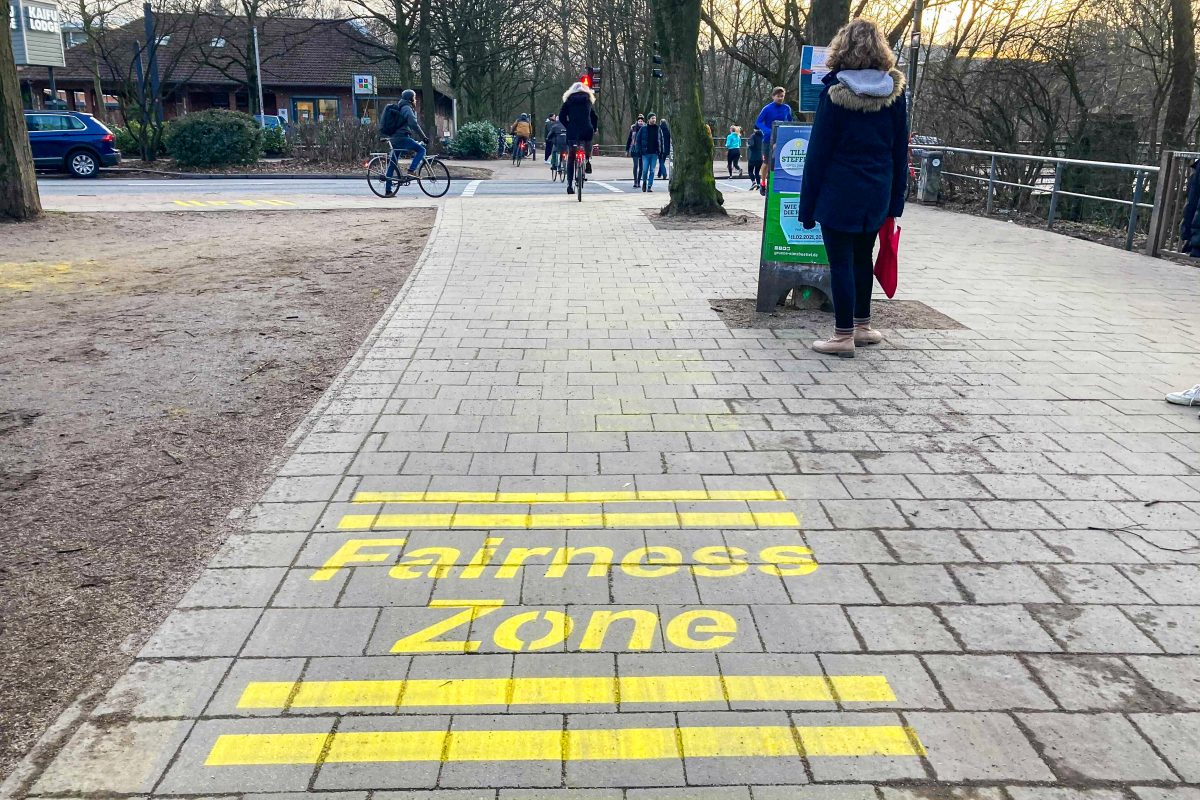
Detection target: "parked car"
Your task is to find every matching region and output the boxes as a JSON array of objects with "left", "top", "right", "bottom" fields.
[
  {"left": 25, "top": 110, "right": 121, "bottom": 178},
  {"left": 253, "top": 113, "right": 286, "bottom": 130}
]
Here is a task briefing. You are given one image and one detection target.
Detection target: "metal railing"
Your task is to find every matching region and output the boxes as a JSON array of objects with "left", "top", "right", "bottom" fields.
[{"left": 918, "top": 145, "right": 1159, "bottom": 251}]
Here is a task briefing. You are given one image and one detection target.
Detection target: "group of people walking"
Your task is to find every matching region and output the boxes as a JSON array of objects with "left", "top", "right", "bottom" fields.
[{"left": 625, "top": 114, "right": 672, "bottom": 191}]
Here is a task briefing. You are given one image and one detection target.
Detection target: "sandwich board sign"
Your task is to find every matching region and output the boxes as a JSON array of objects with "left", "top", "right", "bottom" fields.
[
  {"left": 10, "top": 0, "right": 66, "bottom": 67},
  {"left": 756, "top": 121, "right": 830, "bottom": 311}
]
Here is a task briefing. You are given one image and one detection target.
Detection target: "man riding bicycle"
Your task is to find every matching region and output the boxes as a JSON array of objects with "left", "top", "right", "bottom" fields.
[
  {"left": 379, "top": 89, "right": 430, "bottom": 195},
  {"left": 510, "top": 113, "right": 533, "bottom": 159},
  {"left": 558, "top": 81, "right": 598, "bottom": 195}
]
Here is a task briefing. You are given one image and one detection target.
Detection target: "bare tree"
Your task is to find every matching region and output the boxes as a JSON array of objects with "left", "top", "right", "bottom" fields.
[
  {"left": 1162, "top": 0, "right": 1195, "bottom": 147},
  {"left": 1, "top": 0, "right": 42, "bottom": 220},
  {"left": 651, "top": 0, "right": 724, "bottom": 215}
]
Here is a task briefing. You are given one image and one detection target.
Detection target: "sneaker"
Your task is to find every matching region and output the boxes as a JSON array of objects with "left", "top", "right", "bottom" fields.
[
  {"left": 1166, "top": 384, "right": 1200, "bottom": 406},
  {"left": 585, "top": 161, "right": 592, "bottom": 174}
]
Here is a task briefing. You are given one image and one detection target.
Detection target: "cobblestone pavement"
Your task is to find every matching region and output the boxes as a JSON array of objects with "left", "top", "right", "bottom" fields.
[{"left": 15, "top": 191, "right": 1200, "bottom": 798}]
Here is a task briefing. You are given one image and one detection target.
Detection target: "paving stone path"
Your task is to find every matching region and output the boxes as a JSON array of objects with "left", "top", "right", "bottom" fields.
[{"left": 18, "top": 192, "right": 1200, "bottom": 798}]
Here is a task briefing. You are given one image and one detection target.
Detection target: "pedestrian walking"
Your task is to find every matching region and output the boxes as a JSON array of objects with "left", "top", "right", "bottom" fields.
[
  {"left": 747, "top": 127, "right": 765, "bottom": 190},
  {"left": 725, "top": 125, "right": 743, "bottom": 177},
  {"left": 797, "top": 18, "right": 908, "bottom": 358},
  {"left": 657, "top": 117, "right": 672, "bottom": 179},
  {"left": 755, "top": 86, "right": 794, "bottom": 196},
  {"left": 637, "top": 113, "right": 666, "bottom": 192},
  {"left": 626, "top": 115, "right": 645, "bottom": 185}
]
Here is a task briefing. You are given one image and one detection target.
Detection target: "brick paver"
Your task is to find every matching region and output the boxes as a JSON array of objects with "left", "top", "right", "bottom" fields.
[{"left": 17, "top": 191, "right": 1200, "bottom": 796}]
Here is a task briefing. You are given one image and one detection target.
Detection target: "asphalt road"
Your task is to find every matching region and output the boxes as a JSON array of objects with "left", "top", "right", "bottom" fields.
[{"left": 36, "top": 163, "right": 757, "bottom": 212}]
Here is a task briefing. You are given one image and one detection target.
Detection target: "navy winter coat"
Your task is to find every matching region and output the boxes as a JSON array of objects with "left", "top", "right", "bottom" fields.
[
  {"left": 798, "top": 69, "right": 909, "bottom": 234},
  {"left": 635, "top": 122, "right": 670, "bottom": 156},
  {"left": 559, "top": 91, "right": 598, "bottom": 142},
  {"left": 1180, "top": 160, "right": 1200, "bottom": 256}
]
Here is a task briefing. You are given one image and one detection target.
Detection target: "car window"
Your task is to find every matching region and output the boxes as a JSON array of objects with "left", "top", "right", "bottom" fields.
[
  {"left": 25, "top": 115, "right": 47, "bottom": 132},
  {"left": 66, "top": 116, "right": 87, "bottom": 130}
]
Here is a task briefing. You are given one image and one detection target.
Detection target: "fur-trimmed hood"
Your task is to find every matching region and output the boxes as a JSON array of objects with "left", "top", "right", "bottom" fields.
[{"left": 826, "top": 68, "right": 906, "bottom": 112}]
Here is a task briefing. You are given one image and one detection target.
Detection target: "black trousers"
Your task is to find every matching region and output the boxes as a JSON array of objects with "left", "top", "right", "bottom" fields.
[
  {"left": 822, "top": 227, "right": 878, "bottom": 332},
  {"left": 726, "top": 149, "right": 741, "bottom": 174}
]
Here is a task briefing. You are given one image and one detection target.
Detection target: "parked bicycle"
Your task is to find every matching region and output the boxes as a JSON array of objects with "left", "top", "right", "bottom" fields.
[{"left": 365, "top": 142, "right": 451, "bottom": 198}]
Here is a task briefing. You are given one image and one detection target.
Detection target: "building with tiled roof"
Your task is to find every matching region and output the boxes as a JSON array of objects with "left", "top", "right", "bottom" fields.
[{"left": 19, "top": 13, "right": 455, "bottom": 135}]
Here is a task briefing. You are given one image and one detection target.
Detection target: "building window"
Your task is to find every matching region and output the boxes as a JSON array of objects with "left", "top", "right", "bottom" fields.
[
  {"left": 155, "top": 34, "right": 171, "bottom": 46},
  {"left": 292, "top": 97, "right": 340, "bottom": 123},
  {"left": 210, "top": 37, "right": 225, "bottom": 47},
  {"left": 73, "top": 91, "right": 87, "bottom": 109}
]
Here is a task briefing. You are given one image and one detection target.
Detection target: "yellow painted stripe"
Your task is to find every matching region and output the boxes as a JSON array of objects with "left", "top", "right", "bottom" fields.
[
  {"left": 341, "top": 512, "right": 799, "bottom": 530},
  {"left": 236, "top": 675, "right": 891, "bottom": 710},
  {"left": 352, "top": 490, "right": 786, "bottom": 504},
  {"left": 205, "top": 725, "right": 923, "bottom": 765},
  {"left": 799, "top": 725, "right": 924, "bottom": 756}
]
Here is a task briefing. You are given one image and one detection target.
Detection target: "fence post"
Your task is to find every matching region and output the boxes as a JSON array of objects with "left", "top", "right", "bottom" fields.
[
  {"left": 1144, "top": 150, "right": 1174, "bottom": 257},
  {"left": 1125, "top": 170, "right": 1146, "bottom": 251},
  {"left": 1047, "top": 162, "right": 1063, "bottom": 228},
  {"left": 986, "top": 155, "right": 996, "bottom": 214}
]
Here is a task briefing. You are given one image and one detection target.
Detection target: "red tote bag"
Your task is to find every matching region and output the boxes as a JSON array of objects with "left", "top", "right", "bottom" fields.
[{"left": 874, "top": 217, "right": 900, "bottom": 298}]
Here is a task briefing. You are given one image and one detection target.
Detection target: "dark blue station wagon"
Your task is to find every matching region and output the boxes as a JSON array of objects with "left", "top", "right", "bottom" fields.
[{"left": 25, "top": 110, "right": 122, "bottom": 178}]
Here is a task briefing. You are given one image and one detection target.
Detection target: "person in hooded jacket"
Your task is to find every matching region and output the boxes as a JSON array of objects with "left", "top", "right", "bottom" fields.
[
  {"left": 798, "top": 18, "right": 908, "bottom": 358},
  {"left": 626, "top": 116, "right": 646, "bottom": 185},
  {"left": 558, "top": 81, "right": 599, "bottom": 194}
]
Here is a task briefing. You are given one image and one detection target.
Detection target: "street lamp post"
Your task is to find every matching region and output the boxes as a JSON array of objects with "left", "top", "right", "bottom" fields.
[
  {"left": 252, "top": 26, "right": 265, "bottom": 118},
  {"left": 907, "top": 0, "right": 922, "bottom": 129}
]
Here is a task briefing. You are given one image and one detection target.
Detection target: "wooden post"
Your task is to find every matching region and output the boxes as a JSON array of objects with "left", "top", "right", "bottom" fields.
[{"left": 1145, "top": 149, "right": 1176, "bottom": 258}]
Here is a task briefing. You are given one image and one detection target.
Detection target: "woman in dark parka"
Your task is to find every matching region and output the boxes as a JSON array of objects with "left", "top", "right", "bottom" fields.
[{"left": 799, "top": 17, "right": 909, "bottom": 358}]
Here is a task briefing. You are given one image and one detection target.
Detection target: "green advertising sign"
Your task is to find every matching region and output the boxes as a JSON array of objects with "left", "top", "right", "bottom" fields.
[{"left": 760, "top": 123, "right": 828, "bottom": 265}]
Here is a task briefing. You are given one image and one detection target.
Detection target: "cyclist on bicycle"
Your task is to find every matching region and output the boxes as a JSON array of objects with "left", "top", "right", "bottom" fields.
[
  {"left": 510, "top": 113, "right": 533, "bottom": 158},
  {"left": 380, "top": 89, "right": 430, "bottom": 195},
  {"left": 546, "top": 115, "right": 567, "bottom": 172},
  {"left": 558, "top": 81, "right": 597, "bottom": 195}
]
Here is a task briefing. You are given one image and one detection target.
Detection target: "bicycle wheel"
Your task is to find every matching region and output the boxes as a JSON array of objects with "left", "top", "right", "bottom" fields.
[
  {"left": 366, "top": 155, "right": 395, "bottom": 198},
  {"left": 576, "top": 158, "right": 584, "bottom": 202},
  {"left": 417, "top": 158, "right": 451, "bottom": 198}
]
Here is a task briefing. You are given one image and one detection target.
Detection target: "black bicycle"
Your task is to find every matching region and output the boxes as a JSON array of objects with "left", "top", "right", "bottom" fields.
[
  {"left": 573, "top": 145, "right": 586, "bottom": 201},
  {"left": 366, "top": 144, "right": 451, "bottom": 199}
]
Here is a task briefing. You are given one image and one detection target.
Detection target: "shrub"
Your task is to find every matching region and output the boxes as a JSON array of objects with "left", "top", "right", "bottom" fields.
[
  {"left": 447, "top": 120, "right": 498, "bottom": 159},
  {"left": 261, "top": 124, "right": 289, "bottom": 156},
  {"left": 113, "top": 120, "right": 169, "bottom": 159},
  {"left": 166, "top": 109, "right": 263, "bottom": 168},
  {"left": 286, "top": 119, "right": 378, "bottom": 163}
]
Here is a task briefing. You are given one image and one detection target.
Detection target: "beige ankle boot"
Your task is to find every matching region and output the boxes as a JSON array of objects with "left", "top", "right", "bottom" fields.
[
  {"left": 854, "top": 324, "right": 883, "bottom": 345},
  {"left": 812, "top": 332, "right": 856, "bottom": 358}
]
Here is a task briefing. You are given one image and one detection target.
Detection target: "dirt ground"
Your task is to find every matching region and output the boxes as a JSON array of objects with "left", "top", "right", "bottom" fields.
[
  {"left": 643, "top": 208, "right": 761, "bottom": 230},
  {"left": 0, "top": 208, "right": 434, "bottom": 780},
  {"left": 710, "top": 298, "right": 967, "bottom": 331}
]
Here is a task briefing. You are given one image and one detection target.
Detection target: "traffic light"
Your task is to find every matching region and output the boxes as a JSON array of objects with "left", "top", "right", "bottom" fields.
[
  {"left": 592, "top": 66, "right": 602, "bottom": 89},
  {"left": 651, "top": 54, "right": 663, "bottom": 79},
  {"left": 580, "top": 71, "right": 592, "bottom": 88}
]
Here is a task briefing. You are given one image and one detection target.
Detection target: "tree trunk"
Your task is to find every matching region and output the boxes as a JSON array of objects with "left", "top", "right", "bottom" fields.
[
  {"left": 418, "top": 0, "right": 436, "bottom": 147},
  {"left": 1, "top": 0, "right": 42, "bottom": 221},
  {"left": 1163, "top": 0, "right": 1195, "bottom": 149},
  {"left": 808, "top": 0, "right": 850, "bottom": 46},
  {"left": 651, "top": 0, "right": 724, "bottom": 216}
]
